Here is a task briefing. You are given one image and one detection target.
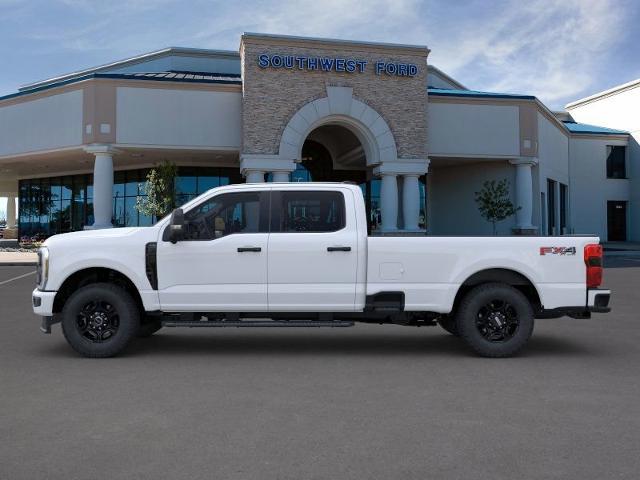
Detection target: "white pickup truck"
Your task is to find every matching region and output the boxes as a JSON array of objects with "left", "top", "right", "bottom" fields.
[{"left": 32, "top": 182, "right": 610, "bottom": 358}]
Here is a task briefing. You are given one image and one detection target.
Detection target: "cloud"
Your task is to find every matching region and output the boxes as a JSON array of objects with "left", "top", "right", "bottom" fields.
[
  {"left": 429, "top": 0, "right": 631, "bottom": 107},
  {"left": 2, "top": 0, "right": 636, "bottom": 108}
]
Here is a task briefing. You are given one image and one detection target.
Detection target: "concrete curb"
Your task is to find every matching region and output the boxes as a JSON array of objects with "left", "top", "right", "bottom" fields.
[{"left": 0, "top": 262, "right": 37, "bottom": 267}]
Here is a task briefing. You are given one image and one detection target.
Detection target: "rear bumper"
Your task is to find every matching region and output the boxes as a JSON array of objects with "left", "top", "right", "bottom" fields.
[
  {"left": 587, "top": 288, "right": 611, "bottom": 313},
  {"left": 537, "top": 288, "right": 611, "bottom": 319}
]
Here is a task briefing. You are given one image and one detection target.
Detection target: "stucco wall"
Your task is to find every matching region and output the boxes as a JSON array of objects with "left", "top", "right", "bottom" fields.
[
  {"left": 427, "top": 102, "right": 520, "bottom": 157},
  {"left": 429, "top": 161, "right": 517, "bottom": 235},
  {"left": 569, "top": 136, "right": 630, "bottom": 240},
  {"left": 241, "top": 37, "right": 428, "bottom": 159},
  {"left": 536, "top": 112, "right": 569, "bottom": 233},
  {"left": 568, "top": 86, "right": 639, "bottom": 241},
  {"left": 0, "top": 90, "right": 83, "bottom": 156},
  {"left": 116, "top": 87, "right": 242, "bottom": 148}
]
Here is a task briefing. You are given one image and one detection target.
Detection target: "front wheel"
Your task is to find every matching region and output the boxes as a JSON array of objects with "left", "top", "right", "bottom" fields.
[
  {"left": 61, "top": 283, "right": 140, "bottom": 358},
  {"left": 456, "top": 283, "right": 534, "bottom": 358}
]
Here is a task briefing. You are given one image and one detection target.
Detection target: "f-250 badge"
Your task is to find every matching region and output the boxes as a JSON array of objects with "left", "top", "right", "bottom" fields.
[{"left": 540, "top": 246, "right": 577, "bottom": 256}]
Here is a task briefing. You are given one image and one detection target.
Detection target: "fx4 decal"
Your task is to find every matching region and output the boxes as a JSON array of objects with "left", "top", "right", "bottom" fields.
[{"left": 540, "top": 246, "right": 577, "bottom": 256}]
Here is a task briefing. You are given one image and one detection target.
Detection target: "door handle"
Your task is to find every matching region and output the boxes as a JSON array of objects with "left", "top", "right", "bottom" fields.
[
  {"left": 237, "top": 247, "right": 262, "bottom": 252},
  {"left": 327, "top": 246, "right": 351, "bottom": 252}
]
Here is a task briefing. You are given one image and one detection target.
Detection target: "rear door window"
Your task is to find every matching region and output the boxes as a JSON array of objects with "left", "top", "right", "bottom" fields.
[{"left": 273, "top": 191, "right": 345, "bottom": 233}]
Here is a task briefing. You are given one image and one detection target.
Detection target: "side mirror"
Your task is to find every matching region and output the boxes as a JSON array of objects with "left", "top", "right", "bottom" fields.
[{"left": 168, "top": 208, "right": 185, "bottom": 244}]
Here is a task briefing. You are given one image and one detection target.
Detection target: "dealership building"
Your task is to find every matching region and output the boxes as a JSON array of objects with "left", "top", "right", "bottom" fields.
[{"left": 0, "top": 33, "right": 636, "bottom": 241}]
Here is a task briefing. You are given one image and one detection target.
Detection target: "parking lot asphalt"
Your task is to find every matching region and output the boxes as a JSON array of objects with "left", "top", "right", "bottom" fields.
[{"left": 1, "top": 259, "right": 639, "bottom": 480}]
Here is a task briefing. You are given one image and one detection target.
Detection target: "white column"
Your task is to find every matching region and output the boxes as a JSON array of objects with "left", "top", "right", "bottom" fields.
[
  {"left": 271, "top": 171, "right": 290, "bottom": 182},
  {"left": 85, "top": 145, "right": 117, "bottom": 229},
  {"left": 244, "top": 170, "right": 265, "bottom": 183},
  {"left": 380, "top": 173, "right": 398, "bottom": 232},
  {"left": 6, "top": 195, "right": 16, "bottom": 229},
  {"left": 509, "top": 158, "right": 538, "bottom": 232},
  {"left": 402, "top": 174, "right": 421, "bottom": 231}
]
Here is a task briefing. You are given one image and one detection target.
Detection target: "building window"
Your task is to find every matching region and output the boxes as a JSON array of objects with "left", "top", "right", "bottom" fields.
[
  {"left": 606, "top": 146, "right": 626, "bottom": 179},
  {"left": 547, "top": 179, "right": 556, "bottom": 236},
  {"left": 559, "top": 183, "right": 568, "bottom": 234},
  {"left": 18, "top": 166, "right": 242, "bottom": 239}
]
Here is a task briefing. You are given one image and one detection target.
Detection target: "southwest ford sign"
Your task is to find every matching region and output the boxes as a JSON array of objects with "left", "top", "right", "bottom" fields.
[{"left": 257, "top": 54, "right": 418, "bottom": 77}]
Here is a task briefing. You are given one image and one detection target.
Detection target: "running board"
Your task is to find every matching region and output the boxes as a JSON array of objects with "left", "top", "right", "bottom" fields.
[{"left": 162, "top": 320, "right": 355, "bottom": 328}]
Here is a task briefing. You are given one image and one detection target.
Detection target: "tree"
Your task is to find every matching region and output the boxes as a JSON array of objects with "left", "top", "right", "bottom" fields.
[
  {"left": 474, "top": 179, "right": 520, "bottom": 235},
  {"left": 135, "top": 161, "right": 178, "bottom": 219}
]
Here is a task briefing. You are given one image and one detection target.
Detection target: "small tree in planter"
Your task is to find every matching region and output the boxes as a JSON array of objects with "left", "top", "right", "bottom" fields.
[
  {"left": 136, "top": 161, "right": 178, "bottom": 220},
  {"left": 474, "top": 179, "right": 520, "bottom": 235}
]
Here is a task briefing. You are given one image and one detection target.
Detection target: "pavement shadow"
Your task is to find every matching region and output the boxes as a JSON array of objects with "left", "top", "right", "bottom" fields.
[{"left": 82, "top": 329, "right": 599, "bottom": 359}]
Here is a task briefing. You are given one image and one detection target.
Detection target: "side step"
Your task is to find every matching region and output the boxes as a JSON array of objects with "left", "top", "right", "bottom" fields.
[{"left": 162, "top": 320, "right": 355, "bottom": 328}]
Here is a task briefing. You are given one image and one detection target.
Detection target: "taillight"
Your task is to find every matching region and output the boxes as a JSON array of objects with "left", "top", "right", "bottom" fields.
[{"left": 584, "top": 244, "right": 603, "bottom": 288}]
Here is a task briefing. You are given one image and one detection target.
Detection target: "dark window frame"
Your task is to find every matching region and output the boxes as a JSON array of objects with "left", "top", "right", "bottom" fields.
[
  {"left": 606, "top": 145, "right": 627, "bottom": 179},
  {"left": 163, "top": 191, "right": 269, "bottom": 242},
  {"left": 271, "top": 190, "right": 347, "bottom": 234}
]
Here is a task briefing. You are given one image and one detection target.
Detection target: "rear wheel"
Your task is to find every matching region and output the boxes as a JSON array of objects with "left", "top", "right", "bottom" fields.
[
  {"left": 456, "top": 283, "right": 534, "bottom": 357},
  {"left": 61, "top": 283, "right": 140, "bottom": 358}
]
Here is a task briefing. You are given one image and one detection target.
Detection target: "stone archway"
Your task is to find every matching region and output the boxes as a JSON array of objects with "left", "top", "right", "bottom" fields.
[{"left": 278, "top": 86, "right": 398, "bottom": 167}]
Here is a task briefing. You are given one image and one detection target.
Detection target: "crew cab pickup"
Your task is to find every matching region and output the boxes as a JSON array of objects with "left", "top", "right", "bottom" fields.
[{"left": 32, "top": 183, "right": 611, "bottom": 358}]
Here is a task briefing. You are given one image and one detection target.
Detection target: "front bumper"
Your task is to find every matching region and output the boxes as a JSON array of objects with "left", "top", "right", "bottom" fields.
[
  {"left": 32, "top": 288, "right": 56, "bottom": 316},
  {"left": 32, "top": 289, "right": 59, "bottom": 333}
]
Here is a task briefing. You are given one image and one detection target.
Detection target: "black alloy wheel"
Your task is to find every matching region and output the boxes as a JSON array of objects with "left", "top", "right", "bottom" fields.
[
  {"left": 475, "top": 299, "right": 519, "bottom": 342},
  {"left": 61, "top": 283, "right": 139, "bottom": 358},
  {"left": 76, "top": 300, "right": 120, "bottom": 343},
  {"left": 456, "top": 283, "right": 534, "bottom": 357}
]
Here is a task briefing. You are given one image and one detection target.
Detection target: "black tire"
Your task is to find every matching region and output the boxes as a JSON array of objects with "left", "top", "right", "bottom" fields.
[
  {"left": 438, "top": 315, "right": 459, "bottom": 336},
  {"left": 456, "top": 283, "right": 534, "bottom": 358},
  {"left": 61, "top": 283, "right": 140, "bottom": 358},
  {"left": 137, "top": 318, "right": 162, "bottom": 338}
]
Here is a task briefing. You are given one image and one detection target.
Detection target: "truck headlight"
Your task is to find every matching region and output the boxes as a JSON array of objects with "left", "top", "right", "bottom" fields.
[{"left": 36, "top": 247, "right": 49, "bottom": 290}]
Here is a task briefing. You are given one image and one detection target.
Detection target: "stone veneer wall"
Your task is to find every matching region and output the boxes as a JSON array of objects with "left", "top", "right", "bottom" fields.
[{"left": 240, "top": 36, "right": 429, "bottom": 160}]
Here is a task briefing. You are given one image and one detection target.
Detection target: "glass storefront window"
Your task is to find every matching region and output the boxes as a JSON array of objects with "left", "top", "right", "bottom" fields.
[{"left": 20, "top": 165, "right": 424, "bottom": 238}]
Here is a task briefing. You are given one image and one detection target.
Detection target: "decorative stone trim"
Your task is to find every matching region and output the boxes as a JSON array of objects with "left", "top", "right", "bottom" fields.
[
  {"left": 240, "top": 154, "right": 295, "bottom": 176},
  {"left": 373, "top": 158, "right": 430, "bottom": 176}
]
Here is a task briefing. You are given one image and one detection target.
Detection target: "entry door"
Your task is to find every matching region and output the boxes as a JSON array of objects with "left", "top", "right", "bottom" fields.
[
  {"left": 267, "top": 189, "right": 358, "bottom": 311},
  {"left": 156, "top": 191, "right": 269, "bottom": 311},
  {"left": 607, "top": 201, "right": 627, "bottom": 241}
]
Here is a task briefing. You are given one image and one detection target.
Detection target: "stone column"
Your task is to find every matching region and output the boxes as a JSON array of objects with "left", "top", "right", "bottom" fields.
[
  {"left": 509, "top": 157, "right": 538, "bottom": 235},
  {"left": 6, "top": 195, "right": 16, "bottom": 229},
  {"left": 271, "top": 171, "right": 290, "bottom": 182},
  {"left": 85, "top": 145, "right": 118, "bottom": 229},
  {"left": 379, "top": 173, "right": 399, "bottom": 232},
  {"left": 375, "top": 159, "right": 429, "bottom": 233},
  {"left": 402, "top": 174, "right": 420, "bottom": 231},
  {"left": 241, "top": 154, "right": 295, "bottom": 184},
  {"left": 244, "top": 170, "right": 265, "bottom": 183}
]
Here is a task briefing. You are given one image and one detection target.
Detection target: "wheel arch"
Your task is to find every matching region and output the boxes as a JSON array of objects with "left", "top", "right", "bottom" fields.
[
  {"left": 53, "top": 267, "right": 144, "bottom": 315},
  {"left": 451, "top": 268, "right": 542, "bottom": 314}
]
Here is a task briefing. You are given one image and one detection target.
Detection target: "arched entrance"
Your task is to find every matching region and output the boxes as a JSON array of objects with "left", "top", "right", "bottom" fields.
[
  {"left": 243, "top": 86, "right": 429, "bottom": 232},
  {"left": 297, "top": 124, "right": 377, "bottom": 230}
]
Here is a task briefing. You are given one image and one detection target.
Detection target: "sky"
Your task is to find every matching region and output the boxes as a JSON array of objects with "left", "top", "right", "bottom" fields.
[{"left": 1, "top": 0, "right": 639, "bottom": 217}]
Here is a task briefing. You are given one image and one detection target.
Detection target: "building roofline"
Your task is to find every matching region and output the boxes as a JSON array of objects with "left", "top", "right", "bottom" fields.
[
  {"left": 241, "top": 32, "right": 430, "bottom": 55},
  {"left": 428, "top": 88, "right": 535, "bottom": 100},
  {"left": 427, "top": 65, "right": 467, "bottom": 90},
  {"left": 565, "top": 78, "right": 640, "bottom": 109},
  {"left": 19, "top": 47, "right": 240, "bottom": 92},
  {"left": 429, "top": 88, "right": 629, "bottom": 139},
  {"left": 2, "top": 72, "right": 241, "bottom": 104}
]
